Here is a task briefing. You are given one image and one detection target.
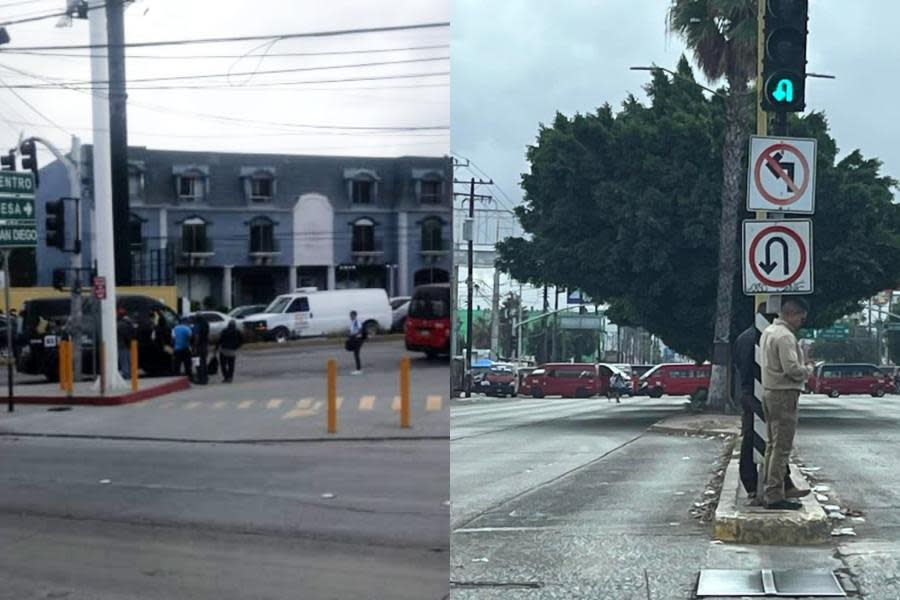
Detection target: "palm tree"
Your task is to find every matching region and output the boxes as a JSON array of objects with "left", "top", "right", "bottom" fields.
[{"left": 668, "top": 0, "right": 758, "bottom": 412}]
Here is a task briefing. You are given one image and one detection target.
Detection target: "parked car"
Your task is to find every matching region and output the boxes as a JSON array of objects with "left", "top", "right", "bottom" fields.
[
  {"left": 639, "top": 363, "right": 711, "bottom": 398},
  {"left": 184, "top": 311, "right": 236, "bottom": 345},
  {"left": 227, "top": 304, "right": 268, "bottom": 321},
  {"left": 243, "top": 287, "right": 391, "bottom": 343},
  {"left": 811, "top": 363, "right": 892, "bottom": 398},
  {"left": 16, "top": 294, "right": 179, "bottom": 381},
  {"left": 474, "top": 363, "right": 517, "bottom": 397},
  {"left": 405, "top": 284, "right": 451, "bottom": 358},
  {"left": 390, "top": 296, "right": 411, "bottom": 332},
  {"left": 520, "top": 363, "right": 606, "bottom": 398}
]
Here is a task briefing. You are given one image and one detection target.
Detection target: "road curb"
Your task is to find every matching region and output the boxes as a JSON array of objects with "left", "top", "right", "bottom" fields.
[
  {"left": 242, "top": 334, "right": 404, "bottom": 352},
  {"left": 7, "top": 377, "right": 191, "bottom": 406},
  {"left": 713, "top": 455, "right": 831, "bottom": 545},
  {"left": 648, "top": 413, "right": 741, "bottom": 437},
  {"left": 0, "top": 431, "right": 450, "bottom": 444}
]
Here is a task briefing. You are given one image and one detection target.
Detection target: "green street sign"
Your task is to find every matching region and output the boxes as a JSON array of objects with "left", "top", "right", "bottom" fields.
[
  {"left": 0, "top": 197, "right": 34, "bottom": 220},
  {"left": 0, "top": 171, "right": 35, "bottom": 198},
  {"left": 0, "top": 222, "right": 37, "bottom": 247}
]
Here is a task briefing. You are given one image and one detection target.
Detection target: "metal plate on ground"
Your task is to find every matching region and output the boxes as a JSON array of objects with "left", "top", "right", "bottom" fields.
[{"left": 697, "top": 569, "right": 846, "bottom": 597}]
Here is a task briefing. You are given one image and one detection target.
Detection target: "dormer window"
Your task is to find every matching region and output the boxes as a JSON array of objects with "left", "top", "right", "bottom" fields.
[
  {"left": 421, "top": 179, "right": 442, "bottom": 204},
  {"left": 344, "top": 168, "right": 381, "bottom": 205},
  {"left": 173, "top": 165, "right": 209, "bottom": 202},
  {"left": 413, "top": 168, "right": 446, "bottom": 205},
  {"left": 242, "top": 167, "right": 277, "bottom": 203}
]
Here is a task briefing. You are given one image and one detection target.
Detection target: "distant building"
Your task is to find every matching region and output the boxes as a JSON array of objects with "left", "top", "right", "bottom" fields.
[{"left": 35, "top": 147, "right": 451, "bottom": 308}]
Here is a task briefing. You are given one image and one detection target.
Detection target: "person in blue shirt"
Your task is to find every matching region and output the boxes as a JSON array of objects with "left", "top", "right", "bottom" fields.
[{"left": 171, "top": 318, "right": 194, "bottom": 378}]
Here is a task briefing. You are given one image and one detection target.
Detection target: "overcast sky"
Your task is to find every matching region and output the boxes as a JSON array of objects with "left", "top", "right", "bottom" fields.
[
  {"left": 452, "top": 0, "right": 898, "bottom": 309},
  {"left": 0, "top": 0, "right": 449, "bottom": 164}
]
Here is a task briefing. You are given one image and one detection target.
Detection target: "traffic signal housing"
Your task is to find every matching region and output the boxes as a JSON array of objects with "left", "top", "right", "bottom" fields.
[
  {"left": 762, "top": 0, "right": 808, "bottom": 112},
  {"left": 45, "top": 199, "right": 65, "bottom": 250},
  {"left": 0, "top": 150, "right": 13, "bottom": 171},
  {"left": 19, "top": 139, "right": 38, "bottom": 186}
]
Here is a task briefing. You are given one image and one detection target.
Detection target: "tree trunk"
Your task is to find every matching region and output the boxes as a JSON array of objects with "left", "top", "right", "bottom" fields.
[{"left": 708, "top": 87, "right": 750, "bottom": 413}]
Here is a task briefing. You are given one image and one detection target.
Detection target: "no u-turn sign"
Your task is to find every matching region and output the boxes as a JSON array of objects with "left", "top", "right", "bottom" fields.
[{"left": 743, "top": 219, "right": 813, "bottom": 294}]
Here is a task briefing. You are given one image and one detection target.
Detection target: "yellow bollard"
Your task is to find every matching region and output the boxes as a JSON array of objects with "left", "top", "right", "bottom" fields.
[
  {"left": 130, "top": 339, "right": 139, "bottom": 392},
  {"left": 58, "top": 340, "right": 66, "bottom": 391},
  {"left": 327, "top": 359, "right": 337, "bottom": 434},
  {"left": 400, "top": 356, "right": 410, "bottom": 429}
]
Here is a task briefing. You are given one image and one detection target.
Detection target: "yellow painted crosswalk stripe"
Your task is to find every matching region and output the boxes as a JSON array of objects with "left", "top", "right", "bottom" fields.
[
  {"left": 184, "top": 401, "right": 202, "bottom": 410},
  {"left": 392, "top": 396, "right": 401, "bottom": 411},
  {"left": 296, "top": 398, "right": 314, "bottom": 410},
  {"left": 267, "top": 398, "right": 285, "bottom": 409},
  {"left": 161, "top": 401, "right": 176, "bottom": 409},
  {"left": 337, "top": 396, "right": 344, "bottom": 410},
  {"left": 238, "top": 399, "right": 254, "bottom": 409},
  {"left": 359, "top": 395, "right": 375, "bottom": 411},
  {"left": 426, "top": 395, "right": 443, "bottom": 412},
  {"left": 213, "top": 400, "right": 227, "bottom": 409},
  {"left": 282, "top": 399, "right": 323, "bottom": 420}
]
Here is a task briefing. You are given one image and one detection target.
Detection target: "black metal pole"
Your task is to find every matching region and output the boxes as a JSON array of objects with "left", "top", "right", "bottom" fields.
[
  {"left": 107, "top": 0, "right": 131, "bottom": 285},
  {"left": 4, "top": 250, "right": 13, "bottom": 412},
  {"left": 465, "top": 178, "right": 475, "bottom": 398},
  {"left": 773, "top": 111, "right": 788, "bottom": 137}
]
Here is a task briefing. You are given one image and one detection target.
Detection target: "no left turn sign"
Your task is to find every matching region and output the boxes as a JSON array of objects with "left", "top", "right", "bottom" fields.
[
  {"left": 743, "top": 219, "right": 813, "bottom": 295},
  {"left": 747, "top": 135, "right": 816, "bottom": 214}
]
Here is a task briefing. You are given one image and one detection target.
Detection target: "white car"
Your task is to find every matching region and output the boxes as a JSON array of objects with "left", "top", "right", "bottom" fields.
[
  {"left": 185, "top": 311, "right": 236, "bottom": 345},
  {"left": 243, "top": 287, "right": 392, "bottom": 343}
]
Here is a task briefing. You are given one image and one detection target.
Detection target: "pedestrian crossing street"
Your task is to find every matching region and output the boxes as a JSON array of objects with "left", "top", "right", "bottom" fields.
[{"left": 129, "top": 394, "right": 447, "bottom": 420}]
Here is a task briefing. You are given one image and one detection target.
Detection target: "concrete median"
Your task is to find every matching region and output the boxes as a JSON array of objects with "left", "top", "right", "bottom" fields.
[{"left": 714, "top": 456, "right": 831, "bottom": 545}]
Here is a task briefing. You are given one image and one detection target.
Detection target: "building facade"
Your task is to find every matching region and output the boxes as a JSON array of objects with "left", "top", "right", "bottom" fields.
[{"left": 35, "top": 147, "right": 452, "bottom": 309}]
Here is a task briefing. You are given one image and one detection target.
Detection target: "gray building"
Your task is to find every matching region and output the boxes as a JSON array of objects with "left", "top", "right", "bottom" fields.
[{"left": 35, "top": 147, "right": 451, "bottom": 308}]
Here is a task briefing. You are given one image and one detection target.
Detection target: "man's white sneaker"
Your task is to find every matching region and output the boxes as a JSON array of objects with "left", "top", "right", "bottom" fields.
[{"left": 352, "top": 370, "right": 363, "bottom": 375}]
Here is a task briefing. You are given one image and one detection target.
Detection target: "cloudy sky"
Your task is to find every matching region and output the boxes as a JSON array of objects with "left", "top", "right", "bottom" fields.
[
  {"left": 0, "top": 0, "right": 449, "bottom": 164},
  {"left": 452, "top": 0, "right": 897, "bottom": 309}
]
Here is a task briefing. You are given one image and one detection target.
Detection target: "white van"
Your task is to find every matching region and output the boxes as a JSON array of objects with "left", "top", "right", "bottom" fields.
[{"left": 243, "top": 287, "right": 392, "bottom": 343}]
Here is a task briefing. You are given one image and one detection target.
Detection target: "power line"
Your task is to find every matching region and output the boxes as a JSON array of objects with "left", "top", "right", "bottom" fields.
[
  {"left": 16, "top": 55, "right": 450, "bottom": 88},
  {"left": 0, "top": 1, "right": 104, "bottom": 27},
  {"left": 0, "top": 0, "right": 56, "bottom": 10},
  {"left": 0, "top": 43, "right": 450, "bottom": 60},
  {"left": 0, "top": 21, "right": 450, "bottom": 51},
  {"left": 0, "top": 74, "right": 68, "bottom": 135}
]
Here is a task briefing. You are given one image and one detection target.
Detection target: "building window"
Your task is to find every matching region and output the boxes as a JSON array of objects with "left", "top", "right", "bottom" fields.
[
  {"left": 129, "top": 215, "right": 144, "bottom": 250},
  {"left": 352, "top": 180, "right": 373, "bottom": 204},
  {"left": 421, "top": 218, "right": 444, "bottom": 252},
  {"left": 352, "top": 218, "right": 375, "bottom": 252},
  {"left": 250, "top": 177, "right": 273, "bottom": 202},
  {"left": 178, "top": 175, "right": 203, "bottom": 201},
  {"left": 128, "top": 172, "right": 143, "bottom": 199},
  {"left": 182, "top": 217, "right": 208, "bottom": 253},
  {"left": 421, "top": 179, "right": 442, "bottom": 204},
  {"left": 249, "top": 217, "right": 276, "bottom": 253}
]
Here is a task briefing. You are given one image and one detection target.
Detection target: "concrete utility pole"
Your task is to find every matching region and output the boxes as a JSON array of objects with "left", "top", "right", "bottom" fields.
[
  {"left": 89, "top": 0, "right": 125, "bottom": 391},
  {"left": 106, "top": 0, "right": 131, "bottom": 285},
  {"left": 516, "top": 282, "right": 523, "bottom": 358},
  {"left": 489, "top": 253, "right": 500, "bottom": 360}
]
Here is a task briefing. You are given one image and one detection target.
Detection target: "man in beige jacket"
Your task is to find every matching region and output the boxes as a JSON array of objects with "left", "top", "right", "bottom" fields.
[{"left": 760, "top": 297, "right": 814, "bottom": 510}]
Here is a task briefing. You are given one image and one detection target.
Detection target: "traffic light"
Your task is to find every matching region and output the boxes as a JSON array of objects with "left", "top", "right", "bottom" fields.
[
  {"left": 0, "top": 150, "right": 13, "bottom": 171},
  {"left": 762, "top": 0, "right": 808, "bottom": 112},
  {"left": 45, "top": 199, "right": 65, "bottom": 250},
  {"left": 19, "top": 139, "right": 38, "bottom": 186}
]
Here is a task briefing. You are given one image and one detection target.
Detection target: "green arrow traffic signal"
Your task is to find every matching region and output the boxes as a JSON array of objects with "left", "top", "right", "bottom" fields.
[{"left": 772, "top": 78, "right": 794, "bottom": 103}]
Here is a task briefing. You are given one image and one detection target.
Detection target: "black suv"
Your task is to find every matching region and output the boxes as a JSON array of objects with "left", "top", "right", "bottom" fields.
[{"left": 16, "top": 294, "right": 179, "bottom": 381}]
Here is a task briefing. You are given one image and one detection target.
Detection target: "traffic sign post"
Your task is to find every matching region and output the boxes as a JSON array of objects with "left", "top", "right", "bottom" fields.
[
  {"left": 743, "top": 219, "right": 813, "bottom": 294},
  {"left": 747, "top": 135, "right": 816, "bottom": 213}
]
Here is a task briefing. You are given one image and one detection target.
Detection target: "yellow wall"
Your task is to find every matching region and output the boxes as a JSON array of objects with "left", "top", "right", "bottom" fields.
[{"left": 1, "top": 286, "right": 178, "bottom": 313}]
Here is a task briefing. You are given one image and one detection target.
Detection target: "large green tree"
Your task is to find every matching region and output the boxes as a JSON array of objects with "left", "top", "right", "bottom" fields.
[{"left": 497, "top": 60, "right": 900, "bottom": 376}]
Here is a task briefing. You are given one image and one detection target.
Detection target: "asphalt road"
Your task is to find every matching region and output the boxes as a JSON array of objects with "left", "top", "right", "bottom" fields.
[
  {"left": 450, "top": 393, "right": 900, "bottom": 599},
  {"left": 0, "top": 340, "right": 451, "bottom": 599}
]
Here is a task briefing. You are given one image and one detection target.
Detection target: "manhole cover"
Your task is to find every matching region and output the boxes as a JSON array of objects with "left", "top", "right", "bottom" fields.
[
  {"left": 47, "top": 406, "right": 72, "bottom": 412},
  {"left": 697, "top": 569, "right": 845, "bottom": 597}
]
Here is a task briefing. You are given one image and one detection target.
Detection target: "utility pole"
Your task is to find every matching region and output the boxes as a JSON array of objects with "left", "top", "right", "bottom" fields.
[
  {"left": 89, "top": 0, "right": 125, "bottom": 391},
  {"left": 107, "top": 0, "right": 131, "bottom": 285},
  {"left": 455, "top": 177, "right": 492, "bottom": 397},
  {"left": 516, "top": 282, "right": 523, "bottom": 359},
  {"left": 490, "top": 265, "right": 500, "bottom": 360}
]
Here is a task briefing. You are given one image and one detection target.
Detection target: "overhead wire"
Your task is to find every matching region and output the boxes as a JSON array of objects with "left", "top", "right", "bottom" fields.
[{"left": 0, "top": 21, "right": 450, "bottom": 51}]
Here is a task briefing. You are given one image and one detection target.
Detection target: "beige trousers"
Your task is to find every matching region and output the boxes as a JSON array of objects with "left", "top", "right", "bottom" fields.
[{"left": 762, "top": 389, "right": 800, "bottom": 505}]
